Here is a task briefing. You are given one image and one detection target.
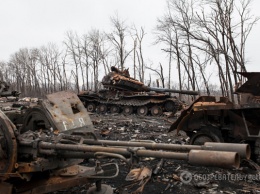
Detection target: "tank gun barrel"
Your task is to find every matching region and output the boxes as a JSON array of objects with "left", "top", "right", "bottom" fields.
[{"left": 146, "top": 87, "right": 199, "bottom": 95}]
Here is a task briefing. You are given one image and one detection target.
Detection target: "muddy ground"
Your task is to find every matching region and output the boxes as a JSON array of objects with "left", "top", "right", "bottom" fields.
[{"left": 48, "top": 112, "right": 260, "bottom": 194}]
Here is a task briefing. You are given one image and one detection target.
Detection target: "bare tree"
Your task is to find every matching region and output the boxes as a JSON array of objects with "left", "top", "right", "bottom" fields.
[
  {"left": 155, "top": 0, "right": 258, "bottom": 102},
  {"left": 64, "top": 31, "right": 81, "bottom": 93},
  {"left": 146, "top": 63, "right": 165, "bottom": 88},
  {"left": 81, "top": 34, "right": 91, "bottom": 91},
  {"left": 88, "top": 29, "right": 106, "bottom": 92},
  {"left": 107, "top": 13, "right": 133, "bottom": 70},
  {"left": 38, "top": 43, "right": 61, "bottom": 94},
  {"left": 60, "top": 49, "right": 69, "bottom": 90},
  {"left": 155, "top": 18, "right": 184, "bottom": 97},
  {"left": 132, "top": 26, "right": 146, "bottom": 82},
  {"left": 155, "top": 3, "right": 198, "bottom": 98}
]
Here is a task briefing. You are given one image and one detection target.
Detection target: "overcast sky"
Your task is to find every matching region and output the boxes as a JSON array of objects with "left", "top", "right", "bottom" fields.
[{"left": 0, "top": 0, "right": 259, "bottom": 72}]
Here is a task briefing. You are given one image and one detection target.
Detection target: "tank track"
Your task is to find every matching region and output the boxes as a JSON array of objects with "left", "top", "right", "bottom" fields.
[
  {"left": 80, "top": 96, "right": 181, "bottom": 116},
  {"left": 99, "top": 98, "right": 162, "bottom": 106}
]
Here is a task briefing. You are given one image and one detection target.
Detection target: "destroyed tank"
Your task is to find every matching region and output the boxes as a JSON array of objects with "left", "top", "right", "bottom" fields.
[
  {"left": 0, "top": 81, "right": 20, "bottom": 98},
  {"left": 169, "top": 72, "right": 260, "bottom": 162},
  {"left": 78, "top": 66, "right": 198, "bottom": 116}
]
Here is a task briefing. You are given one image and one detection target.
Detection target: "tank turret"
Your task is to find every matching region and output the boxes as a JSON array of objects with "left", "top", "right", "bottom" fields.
[
  {"left": 102, "top": 66, "right": 199, "bottom": 95},
  {"left": 79, "top": 66, "right": 198, "bottom": 116}
]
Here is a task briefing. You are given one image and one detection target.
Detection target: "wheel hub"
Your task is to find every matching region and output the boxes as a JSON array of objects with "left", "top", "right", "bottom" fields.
[
  {"left": 140, "top": 108, "right": 145, "bottom": 114},
  {"left": 87, "top": 105, "right": 95, "bottom": 112},
  {"left": 123, "top": 106, "right": 133, "bottom": 115},
  {"left": 153, "top": 109, "right": 159, "bottom": 114}
]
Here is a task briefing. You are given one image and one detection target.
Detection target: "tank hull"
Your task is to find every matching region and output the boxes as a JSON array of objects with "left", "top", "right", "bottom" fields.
[{"left": 78, "top": 90, "right": 181, "bottom": 116}]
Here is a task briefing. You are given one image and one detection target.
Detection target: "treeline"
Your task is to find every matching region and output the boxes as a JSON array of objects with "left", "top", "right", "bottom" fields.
[
  {"left": 0, "top": 13, "right": 147, "bottom": 98},
  {"left": 154, "top": 0, "right": 258, "bottom": 102},
  {"left": 0, "top": 0, "right": 258, "bottom": 103}
]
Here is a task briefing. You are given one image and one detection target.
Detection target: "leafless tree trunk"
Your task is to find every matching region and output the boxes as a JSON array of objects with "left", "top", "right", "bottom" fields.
[
  {"left": 64, "top": 31, "right": 81, "bottom": 93},
  {"left": 155, "top": 0, "right": 258, "bottom": 102},
  {"left": 132, "top": 26, "right": 146, "bottom": 82},
  {"left": 107, "top": 13, "right": 133, "bottom": 70},
  {"left": 146, "top": 63, "right": 165, "bottom": 88},
  {"left": 88, "top": 29, "right": 106, "bottom": 92}
]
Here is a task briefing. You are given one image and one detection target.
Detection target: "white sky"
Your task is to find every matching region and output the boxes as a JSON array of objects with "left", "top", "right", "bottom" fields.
[{"left": 0, "top": 0, "right": 259, "bottom": 74}]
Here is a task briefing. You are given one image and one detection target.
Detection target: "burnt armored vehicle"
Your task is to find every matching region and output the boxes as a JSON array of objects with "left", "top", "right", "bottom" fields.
[
  {"left": 169, "top": 72, "right": 260, "bottom": 162},
  {"left": 78, "top": 66, "right": 198, "bottom": 116},
  {"left": 0, "top": 81, "right": 20, "bottom": 98}
]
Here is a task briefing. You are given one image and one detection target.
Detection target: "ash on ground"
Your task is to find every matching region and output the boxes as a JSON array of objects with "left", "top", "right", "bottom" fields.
[{"left": 51, "top": 113, "right": 260, "bottom": 194}]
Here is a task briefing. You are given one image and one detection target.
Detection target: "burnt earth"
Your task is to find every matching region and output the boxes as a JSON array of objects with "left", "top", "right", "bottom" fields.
[{"left": 50, "top": 113, "right": 260, "bottom": 194}]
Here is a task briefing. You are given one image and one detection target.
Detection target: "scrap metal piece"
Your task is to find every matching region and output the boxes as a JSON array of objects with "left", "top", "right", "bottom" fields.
[
  {"left": 153, "top": 158, "right": 164, "bottom": 175},
  {"left": 188, "top": 150, "right": 240, "bottom": 169},
  {"left": 43, "top": 91, "right": 94, "bottom": 133},
  {"left": 125, "top": 167, "right": 152, "bottom": 182},
  {"left": 204, "top": 142, "right": 251, "bottom": 160},
  {"left": 12, "top": 163, "right": 119, "bottom": 194},
  {"left": 125, "top": 167, "right": 152, "bottom": 193}
]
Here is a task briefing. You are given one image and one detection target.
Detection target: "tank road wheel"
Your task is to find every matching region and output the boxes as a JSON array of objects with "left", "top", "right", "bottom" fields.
[
  {"left": 0, "top": 112, "right": 17, "bottom": 175},
  {"left": 86, "top": 103, "right": 96, "bottom": 112},
  {"left": 190, "top": 126, "right": 223, "bottom": 145},
  {"left": 137, "top": 106, "right": 148, "bottom": 116},
  {"left": 151, "top": 106, "right": 163, "bottom": 116},
  {"left": 110, "top": 105, "right": 120, "bottom": 113},
  {"left": 98, "top": 104, "right": 107, "bottom": 114},
  {"left": 164, "top": 101, "right": 176, "bottom": 112},
  {"left": 122, "top": 106, "right": 133, "bottom": 115}
]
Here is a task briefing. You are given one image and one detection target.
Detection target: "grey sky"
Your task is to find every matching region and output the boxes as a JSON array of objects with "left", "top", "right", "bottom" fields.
[
  {"left": 0, "top": 0, "right": 259, "bottom": 72},
  {"left": 0, "top": 1, "right": 164, "bottom": 62}
]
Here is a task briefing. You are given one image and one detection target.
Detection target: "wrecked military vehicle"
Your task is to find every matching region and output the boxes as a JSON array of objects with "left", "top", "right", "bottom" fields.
[
  {"left": 169, "top": 72, "right": 260, "bottom": 162},
  {"left": 78, "top": 66, "right": 198, "bottom": 116},
  {"left": 0, "top": 81, "right": 20, "bottom": 98}
]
